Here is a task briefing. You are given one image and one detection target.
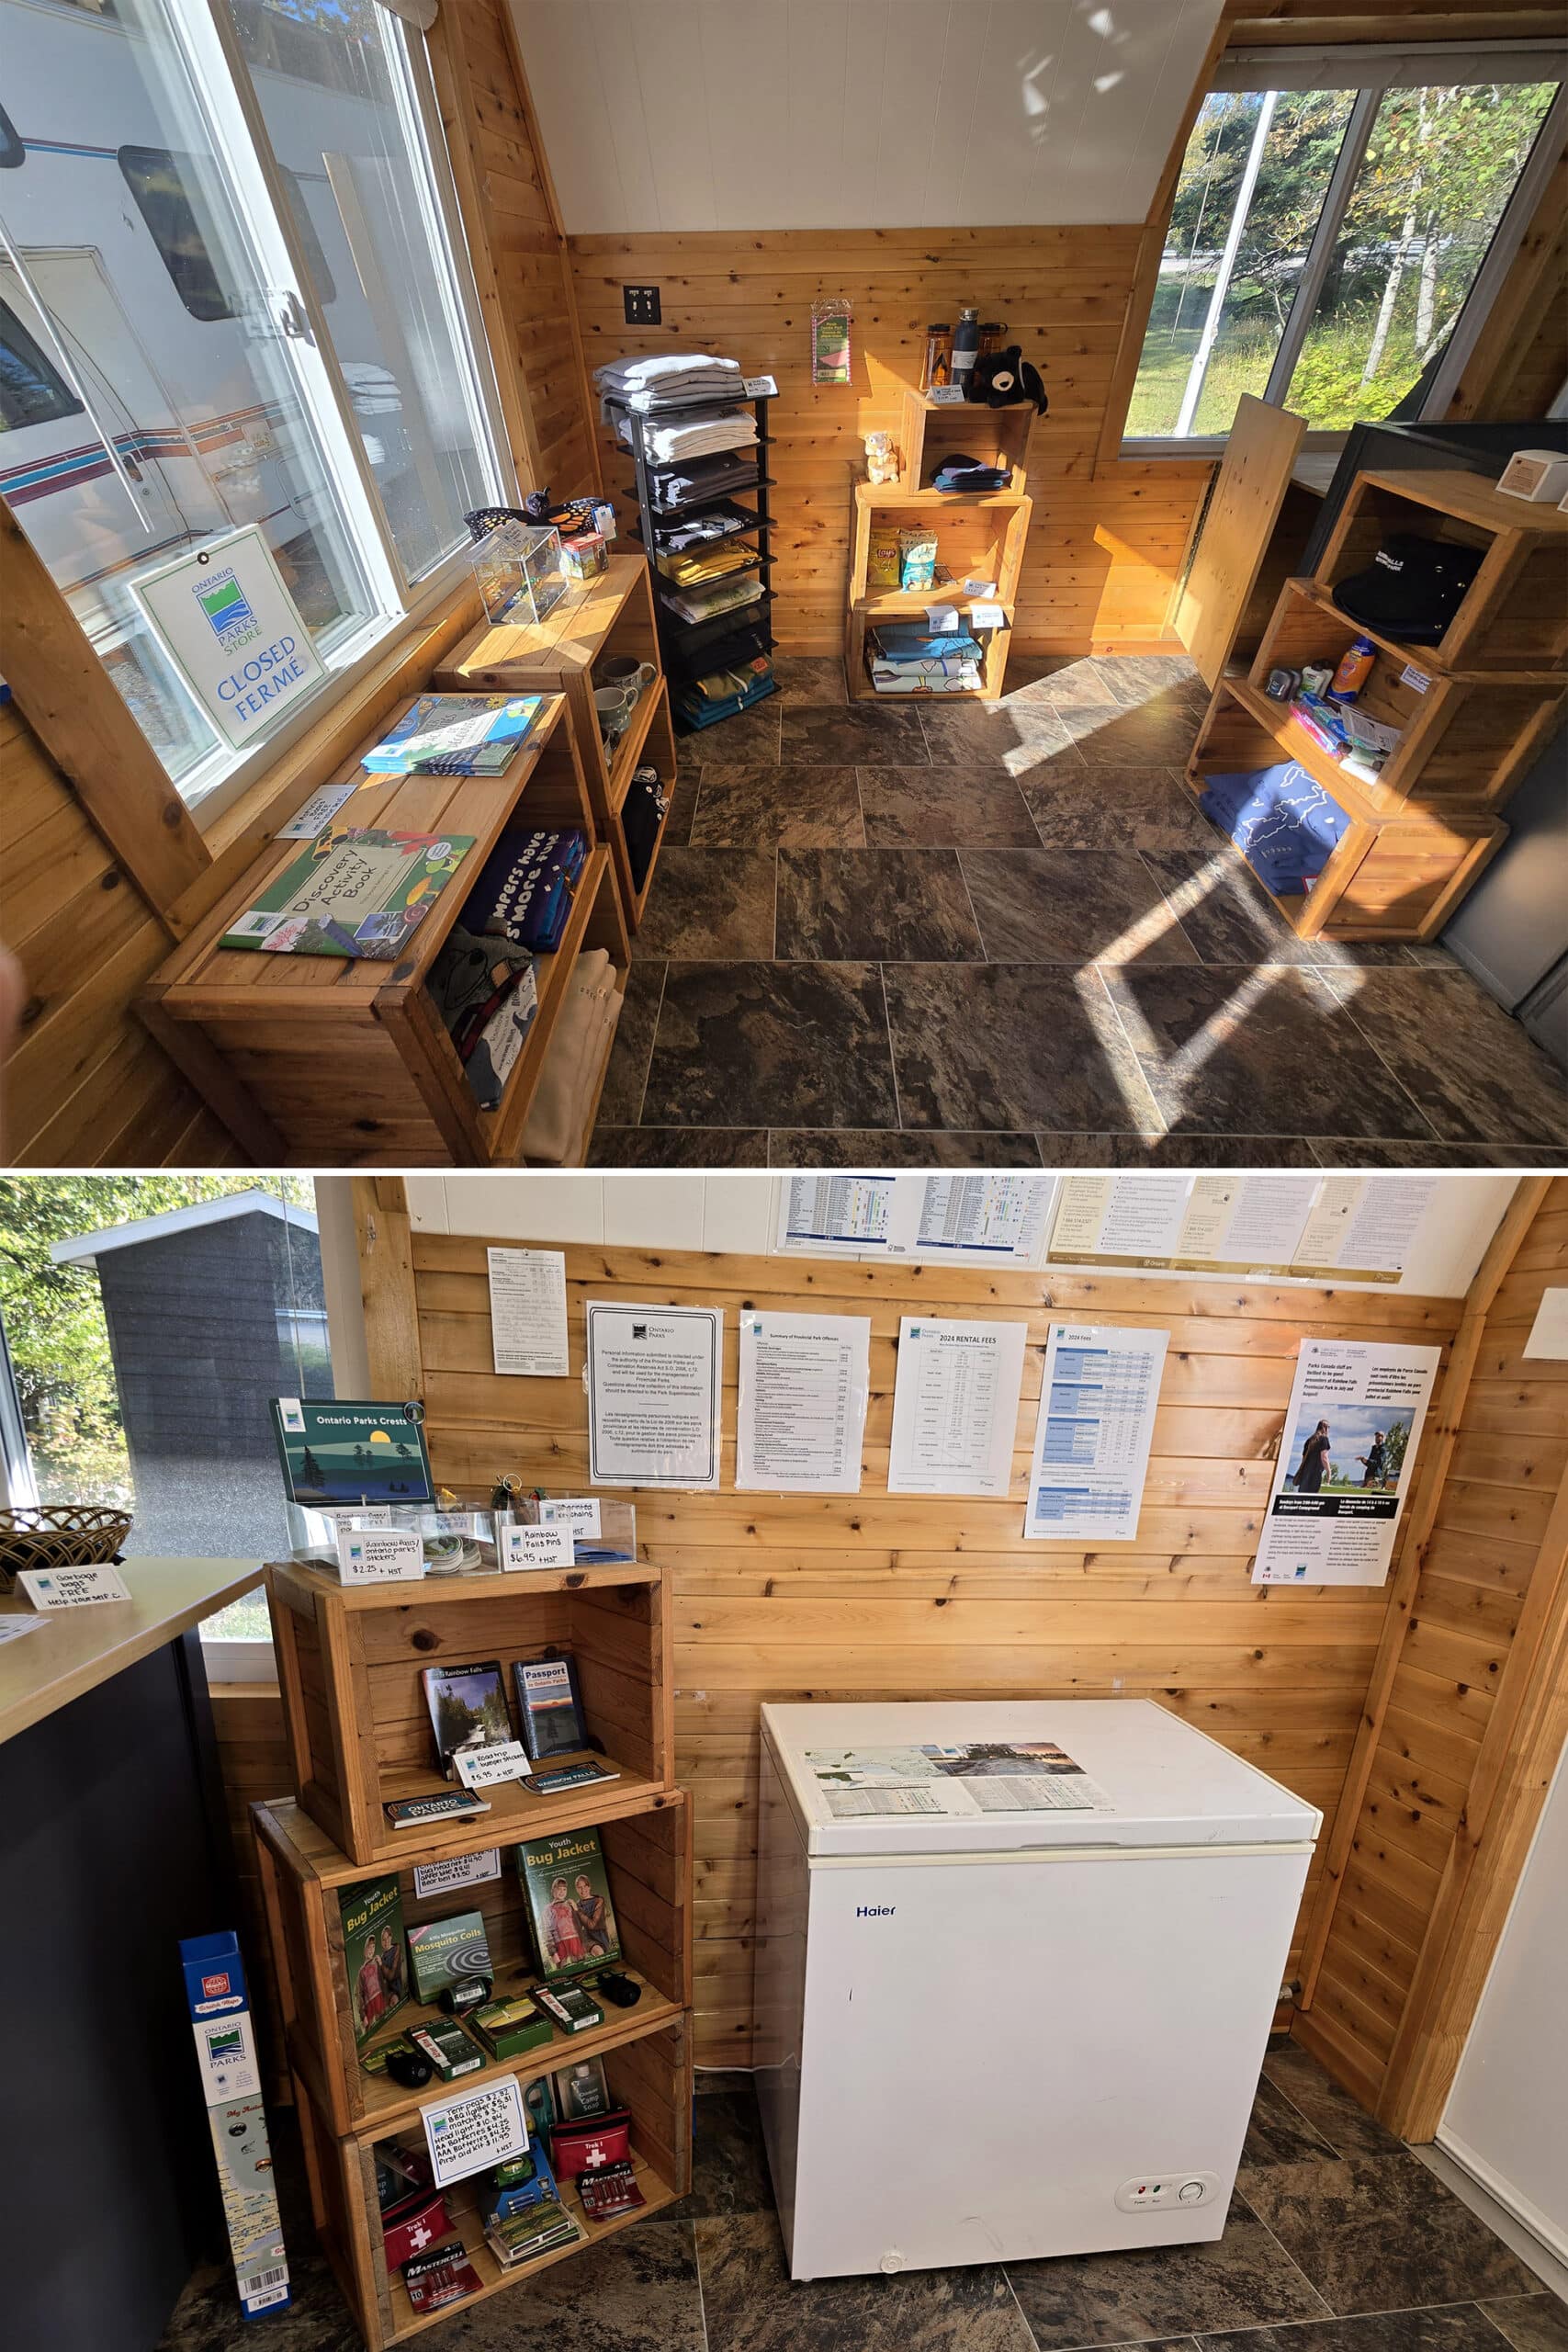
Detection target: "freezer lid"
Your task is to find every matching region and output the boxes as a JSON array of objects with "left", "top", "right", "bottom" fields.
[{"left": 760, "top": 1700, "right": 1322, "bottom": 1859}]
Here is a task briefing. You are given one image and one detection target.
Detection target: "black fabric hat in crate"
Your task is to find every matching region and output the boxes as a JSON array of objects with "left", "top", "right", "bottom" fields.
[
  {"left": 972, "top": 345, "right": 1048, "bottom": 413},
  {"left": 1331, "top": 532, "right": 1483, "bottom": 646}
]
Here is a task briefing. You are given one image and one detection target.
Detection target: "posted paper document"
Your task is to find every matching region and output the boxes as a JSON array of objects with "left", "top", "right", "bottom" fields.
[
  {"left": 737, "top": 1311, "right": 871, "bottom": 1492},
  {"left": 1025, "top": 1323, "right": 1168, "bottom": 1542},
  {"left": 887, "top": 1317, "right": 1027, "bottom": 1498},
  {"left": 488, "top": 1247, "right": 569, "bottom": 1376},
  {"left": 585, "top": 1301, "right": 722, "bottom": 1487},
  {"left": 1253, "top": 1338, "right": 1440, "bottom": 1585}
]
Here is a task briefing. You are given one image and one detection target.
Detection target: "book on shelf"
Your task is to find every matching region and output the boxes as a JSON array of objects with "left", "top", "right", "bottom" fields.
[
  {"left": 515, "top": 1827, "right": 621, "bottom": 1980},
  {"left": 361, "top": 693, "right": 546, "bottom": 775},
  {"left": 513, "top": 1653, "right": 588, "bottom": 1763},
  {"left": 422, "top": 1658, "right": 513, "bottom": 1780},
  {"left": 385, "top": 1789, "right": 491, "bottom": 1830},
  {"left": 221, "top": 829, "right": 473, "bottom": 958},
  {"left": 525, "top": 1759, "right": 622, "bottom": 1799},
  {"left": 338, "top": 1874, "right": 409, "bottom": 2049}
]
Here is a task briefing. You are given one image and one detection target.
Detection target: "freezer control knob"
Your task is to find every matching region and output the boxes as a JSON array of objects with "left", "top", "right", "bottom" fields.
[
  {"left": 1179, "top": 2180, "right": 1205, "bottom": 2204},
  {"left": 880, "top": 2250, "right": 906, "bottom": 2274}
]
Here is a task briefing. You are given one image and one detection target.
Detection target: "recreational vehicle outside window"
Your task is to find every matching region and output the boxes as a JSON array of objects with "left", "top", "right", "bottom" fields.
[
  {"left": 1123, "top": 47, "right": 1564, "bottom": 452},
  {"left": 0, "top": 0, "right": 511, "bottom": 820}
]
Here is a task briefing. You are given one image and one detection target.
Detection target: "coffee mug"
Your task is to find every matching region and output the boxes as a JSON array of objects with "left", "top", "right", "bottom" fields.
[{"left": 603, "top": 657, "right": 657, "bottom": 691}]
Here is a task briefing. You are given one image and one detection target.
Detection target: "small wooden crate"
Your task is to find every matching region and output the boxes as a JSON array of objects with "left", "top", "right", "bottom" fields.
[
  {"left": 896, "top": 390, "right": 1034, "bottom": 492},
  {"left": 846, "top": 479, "right": 1032, "bottom": 704},
  {"left": 140, "top": 695, "right": 628, "bottom": 1166},
  {"left": 1315, "top": 468, "right": 1568, "bottom": 677},
  {"left": 265, "top": 1556, "right": 674, "bottom": 1868},
  {"left": 290, "top": 2014, "right": 693, "bottom": 2347},
  {"left": 254, "top": 1789, "right": 691, "bottom": 2138},
  {"left": 434, "top": 557, "right": 678, "bottom": 931}
]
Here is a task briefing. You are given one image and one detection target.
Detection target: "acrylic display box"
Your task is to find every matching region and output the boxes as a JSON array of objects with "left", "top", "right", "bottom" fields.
[
  {"left": 254, "top": 1787, "right": 691, "bottom": 2137},
  {"left": 468, "top": 520, "right": 570, "bottom": 629},
  {"left": 264, "top": 1554, "right": 674, "bottom": 1868}
]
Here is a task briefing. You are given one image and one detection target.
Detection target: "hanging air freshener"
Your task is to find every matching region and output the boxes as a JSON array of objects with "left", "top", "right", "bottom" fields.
[{"left": 811, "top": 298, "right": 852, "bottom": 385}]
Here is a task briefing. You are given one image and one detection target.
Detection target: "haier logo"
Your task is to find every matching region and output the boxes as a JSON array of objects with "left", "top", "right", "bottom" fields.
[{"left": 855, "top": 1905, "right": 896, "bottom": 1918}]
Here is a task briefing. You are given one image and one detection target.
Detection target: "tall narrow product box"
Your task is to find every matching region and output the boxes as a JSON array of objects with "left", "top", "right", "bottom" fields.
[{"left": 180, "top": 1930, "right": 292, "bottom": 2319}]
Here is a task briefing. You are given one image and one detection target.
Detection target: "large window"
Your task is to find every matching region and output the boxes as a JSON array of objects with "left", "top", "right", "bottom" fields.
[
  {"left": 0, "top": 1175, "right": 332, "bottom": 1657},
  {"left": 1126, "top": 49, "right": 1563, "bottom": 447},
  {"left": 0, "top": 0, "right": 510, "bottom": 817}
]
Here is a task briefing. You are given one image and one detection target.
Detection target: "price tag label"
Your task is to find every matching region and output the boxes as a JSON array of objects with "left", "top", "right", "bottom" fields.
[
  {"left": 500, "top": 1523, "right": 575, "bottom": 1571},
  {"left": 422, "top": 2075, "right": 529, "bottom": 2189},
  {"left": 742, "top": 374, "right": 778, "bottom": 399},
  {"left": 18, "top": 1565, "right": 131, "bottom": 1610},
  {"left": 412, "top": 1849, "right": 502, "bottom": 1900},
  {"left": 1399, "top": 662, "right": 1430, "bottom": 694},
  {"left": 334, "top": 1527, "right": 423, "bottom": 1583},
  {"left": 969, "top": 602, "right": 1007, "bottom": 631},
  {"left": 928, "top": 384, "right": 967, "bottom": 404},
  {"left": 276, "top": 781, "right": 359, "bottom": 839},
  {"left": 536, "top": 1498, "right": 602, "bottom": 1537},
  {"left": 455, "top": 1739, "right": 533, "bottom": 1791}
]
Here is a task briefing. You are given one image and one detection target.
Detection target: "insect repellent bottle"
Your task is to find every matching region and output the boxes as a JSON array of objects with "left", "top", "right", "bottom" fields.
[{"left": 1327, "top": 636, "right": 1376, "bottom": 705}]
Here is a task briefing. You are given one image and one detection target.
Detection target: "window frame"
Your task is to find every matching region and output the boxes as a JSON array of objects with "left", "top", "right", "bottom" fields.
[{"left": 1120, "top": 41, "right": 1568, "bottom": 460}]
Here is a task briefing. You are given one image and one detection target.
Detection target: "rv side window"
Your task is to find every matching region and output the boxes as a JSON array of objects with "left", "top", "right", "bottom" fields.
[
  {"left": 117, "top": 145, "right": 235, "bottom": 322},
  {"left": 0, "top": 298, "right": 85, "bottom": 432}
]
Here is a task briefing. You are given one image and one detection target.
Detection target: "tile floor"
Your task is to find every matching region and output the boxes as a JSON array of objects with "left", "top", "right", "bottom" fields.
[
  {"left": 588, "top": 653, "right": 1568, "bottom": 1168},
  {"left": 159, "top": 2044, "right": 1567, "bottom": 2352}
]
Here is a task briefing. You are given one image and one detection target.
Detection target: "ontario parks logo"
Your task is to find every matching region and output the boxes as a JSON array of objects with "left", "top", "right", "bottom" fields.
[{"left": 195, "top": 565, "right": 259, "bottom": 646}]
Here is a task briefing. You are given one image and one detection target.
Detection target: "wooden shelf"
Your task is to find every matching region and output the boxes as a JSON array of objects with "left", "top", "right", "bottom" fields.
[
  {"left": 138, "top": 696, "right": 629, "bottom": 1167},
  {"left": 1223, "top": 674, "right": 1390, "bottom": 824},
  {"left": 853, "top": 590, "right": 1014, "bottom": 617},
  {"left": 855, "top": 481, "right": 1031, "bottom": 509},
  {"left": 435, "top": 558, "right": 677, "bottom": 933}
]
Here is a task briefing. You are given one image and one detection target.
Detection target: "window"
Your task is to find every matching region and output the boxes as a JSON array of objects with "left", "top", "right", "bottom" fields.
[
  {"left": 118, "top": 144, "right": 236, "bottom": 322},
  {"left": 0, "top": 295, "right": 85, "bottom": 431},
  {"left": 0, "top": 0, "right": 510, "bottom": 818},
  {"left": 1126, "top": 51, "right": 1563, "bottom": 447},
  {"left": 0, "top": 1175, "right": 333, "bottom": 1659}
]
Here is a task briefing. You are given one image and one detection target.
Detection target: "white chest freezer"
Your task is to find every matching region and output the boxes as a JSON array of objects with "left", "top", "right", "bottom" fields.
[{"left": 755, "top": 1700, "right": 1319, "bottom": 2281}]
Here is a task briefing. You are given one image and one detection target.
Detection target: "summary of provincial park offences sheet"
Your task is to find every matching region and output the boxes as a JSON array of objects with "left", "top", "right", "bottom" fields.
[
  {"left": 1252, "top": 1339, "right": 1441, "bottom": 1586},
  {"left": 886, "top": 1317, "right": 1028, "bottom": 1498},
  {"left": 584, "top": 1301, "right": 723, "bottom": 1488},
  {"left": 1047, "top": 1170, "right": 1437, "bottom": 1283},
  {"left": 736, "top": 1312, "right": 872, "bottom": 1493},
  {"left": 1025, "top": 1324, "right": 1168, "bottom": 1544}
]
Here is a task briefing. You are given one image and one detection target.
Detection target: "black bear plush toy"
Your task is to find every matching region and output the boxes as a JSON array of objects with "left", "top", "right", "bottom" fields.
[{"left": 971, "top": 345, "right": 1048, "bottom": 413}]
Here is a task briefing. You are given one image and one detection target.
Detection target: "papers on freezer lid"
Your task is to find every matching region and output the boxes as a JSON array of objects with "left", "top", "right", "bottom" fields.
[{"left": 804, "top": 1742, "right": 1113, "bottom": 1817}]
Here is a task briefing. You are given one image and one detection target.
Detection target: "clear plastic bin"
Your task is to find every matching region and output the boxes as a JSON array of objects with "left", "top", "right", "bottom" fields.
[{"left": 468, "top": 519, "right": 569, "bottom": 628}]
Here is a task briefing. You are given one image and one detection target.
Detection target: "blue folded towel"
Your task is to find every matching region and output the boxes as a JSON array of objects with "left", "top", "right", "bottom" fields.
[{"left": 1199, "top": 763, "right": 1348, "bottom": 898}]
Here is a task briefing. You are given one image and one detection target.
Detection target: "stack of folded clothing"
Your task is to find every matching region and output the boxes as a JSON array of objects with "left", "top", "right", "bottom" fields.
[
  {"left": 655, "top": 538, "right": 757, "bottom": 589},
  {"left": 674, "top": 655, "right": 775, "bottom": 733},
  {"left": 1198, "top": 762, "right": 1348, "bottom": 898},
  {"left": 593, "top": 353, "right": 743, "bottom": 413},
  {"left": 648, "top": 448, "right": 762, "bottom": 513},
  {"left": 868, "top": 622, "right": 983, "bottom": 695},
  {"left": 931, "top": 454, "right": 1011, "bottom": 492},
  {"left": 663, "top": 570, "right": 763, "bottom": 626},
  {"left": 619, "top": 409, "right": 758, "bottom": 468},
  {"left": 653, "top": 502, "right": 759, "bottom": 552},
  {"left": 457, "top": 827, "right": 588, "bottom": 956},
  {"left": 427, "top": 926, "right": 539, "bottom": 1107}
]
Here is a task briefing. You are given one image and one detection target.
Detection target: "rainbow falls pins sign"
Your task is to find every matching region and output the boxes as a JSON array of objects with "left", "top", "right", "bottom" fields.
[{"left": 132, "top": 524, "right": 326, "bottom": 751}]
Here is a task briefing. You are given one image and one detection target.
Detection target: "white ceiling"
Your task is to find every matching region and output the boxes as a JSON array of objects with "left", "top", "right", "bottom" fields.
[{"left": 510, "top": 0, "right": 1227, "bottom": 232}]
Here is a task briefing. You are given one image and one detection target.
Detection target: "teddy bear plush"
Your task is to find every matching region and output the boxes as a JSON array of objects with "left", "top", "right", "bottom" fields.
[{"left": 972, "top": 346, "right": 1048, "bottom": 413}]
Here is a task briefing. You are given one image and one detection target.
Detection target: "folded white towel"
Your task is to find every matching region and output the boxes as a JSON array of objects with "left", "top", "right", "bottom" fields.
[
  {"left": 595, "top": 353, "right": 740, "bottom": 390},
  {"left": 620, "top": 411, "right": 759, "bottom": 465}
]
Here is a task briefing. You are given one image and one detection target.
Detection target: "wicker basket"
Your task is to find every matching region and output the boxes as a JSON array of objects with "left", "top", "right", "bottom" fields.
[{"left": 0, "top": 1506, "right": 133, "bottom": 1593}]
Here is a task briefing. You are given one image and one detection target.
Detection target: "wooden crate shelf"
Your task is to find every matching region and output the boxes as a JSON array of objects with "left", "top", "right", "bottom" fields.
[
  {"left": 434, "top": 555, "right": 677, "bottom": 931},
  {"left": 292, "top": 2018, "right": 692, "bottom": 2348},
  {"left": 896, "top": 388, "right": 1035, "bottom": 492},
  {"left": 139, "top": 695, "right": 628, "bottom": 1167},
  {"left": 265, "top": 1555, "right": 675, "bottom": 1869},
  {"left": 255, "top": 1790, "right": 691, "bottom": 2138},
  {"left": 1314, "top": 468, "right": 1568, "bottom": 678},
  {"left": 847, "top": 439, "right": 1032, "bottom": 704}
]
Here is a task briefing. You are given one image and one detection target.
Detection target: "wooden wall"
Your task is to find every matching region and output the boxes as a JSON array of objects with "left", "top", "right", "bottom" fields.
[
  {"left": 0, "top": 695, "right": 240, "bottom": 1168},
  {"left": 380, "top": 1228, "right": 1471, "bottom": 2067},
  {"left": 1298, "top": 1175, "right": 1568, "bottom": 2128},
  {"left": 570, "top": 228, "right": 1213, "bottom": 657}
]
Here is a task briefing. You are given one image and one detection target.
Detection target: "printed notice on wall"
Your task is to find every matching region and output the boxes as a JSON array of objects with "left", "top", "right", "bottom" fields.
[
  {"left": 422, "top": 2075, "right": 529, "bottom": 2189},
  {"left": 1024, "top": 1323, "right": 1168, "bottom": 1543},
  {"left": 775, "top": 1172, "right": 899, "bottom": 1255},
  {"left": 1049, "top": 1170, "right": 1431, "bottom": 1284},
  {"left": 887, "top": 1317, "right": 1027, "bottom": 1498},
  {"left": 131, "top": 525, "right": 326, "bottom": 752},
  {"left": 585, "top": 1301, "right": 722, "bottom": 1488},
  {"left": 884, "top": 1172, "right": 1058, "bottom": 1268},
  {"left": 1252, "top": 1338, "right": 1440, "bottom": 1586},
  {"left": 737, "top": 1311, "right": 871, "bottom": 1492},
  {"left": 488, "top": 1247, "right": 570, "bottom": 1376},
  {"left": 1292, "top": 1175, "right": 1437, "bottom": 1283}
]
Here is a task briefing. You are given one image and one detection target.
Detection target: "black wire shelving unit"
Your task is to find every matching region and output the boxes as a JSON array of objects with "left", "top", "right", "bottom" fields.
[{"left": 604, "top": 388, "right": 776, "bottom": 736}]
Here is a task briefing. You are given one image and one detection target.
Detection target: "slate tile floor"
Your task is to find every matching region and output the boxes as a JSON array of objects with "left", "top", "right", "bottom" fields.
[
  {"left": 160, "top": 2046, "right": 1566, "bottom": 2352},
  {"left": 588, "top": 654, "right": 1568, "bottom": 1168}
]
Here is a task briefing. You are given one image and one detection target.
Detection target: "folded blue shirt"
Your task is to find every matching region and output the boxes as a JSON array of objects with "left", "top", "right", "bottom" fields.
[{"left": 1199, "top": 763, "right": 1348, "bottom": 898}]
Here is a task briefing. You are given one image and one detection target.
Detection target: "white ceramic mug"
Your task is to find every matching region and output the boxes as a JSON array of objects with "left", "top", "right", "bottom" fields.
[{"left": 603, "top": 657, "right": 657, "bottom": 691}]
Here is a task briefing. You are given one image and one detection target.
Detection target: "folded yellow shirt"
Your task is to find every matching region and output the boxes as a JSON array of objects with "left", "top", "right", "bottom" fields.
[{"left": 655, "top": 540, "right": 756, "bottom": 586}]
